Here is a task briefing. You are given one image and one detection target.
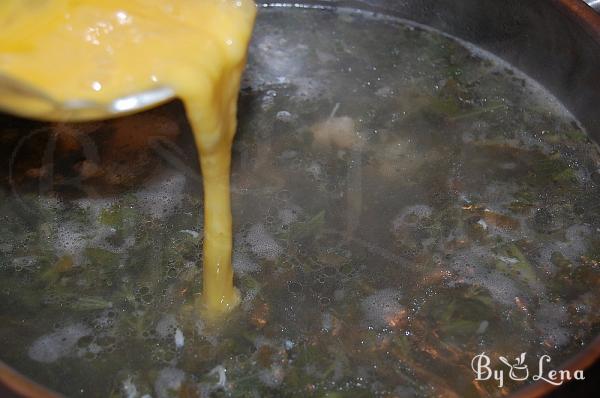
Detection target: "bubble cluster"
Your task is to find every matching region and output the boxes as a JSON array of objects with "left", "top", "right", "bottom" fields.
[
  {"left": 360, "top": 288, "right": 404, "bottom": 329},
  {"left": 233, "top": 250, "right": 259, "bottom": 275},
  {"left": 155, "top": 314, "right": 178, "bottom": 339},
  {"left": 259, "top": 364, "right": 285, "bottom": 388},
  {"left": 10, "top": 256, "right": 36, "bottom": 272},
  {"left": 276, "top": 110, "right": 295, "bottom": 123},
  {"left": 28, "top": 324, "right": 91, "bottom": 363},
  {"left": 277, "top": 205, "right": 301, "bottom": 227},
  {"left": 245, "top": 223, "right": 282, "bottom": 260},
  {"left": 447, "top": 245, "right": 524, "bottom": 305},
  {"left": 154, "top": 367, "right": 185, "bottom": 398},
  {"left": 392, "top": 204, "right": 433, "bottom": 231},
  {"left": 534, "top": 300, "right": 570, "bottom": 347},
  {"left": 135, "top": 171, "right": 186, "bottom": 219},
  {"left": 537, "top": 224, "right": 592, "bottom": 265}
]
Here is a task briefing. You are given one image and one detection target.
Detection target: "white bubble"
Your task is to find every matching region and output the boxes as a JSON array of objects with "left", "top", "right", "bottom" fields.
[
  {"left": 321, "top": 312, "right": 332, "bottom": 332},
  {"left": 393, "top": 204, "right": 433, "bottom": 230},
  {"left": 375, "top": 86, "right": 394, "bottom": 97},
  {"left": 174, "top": 329, "right": 184, "bottom": 349},
  {"left": 259, "top": 364, "right": 285, "bottom": 388},
  {"left": 278, "top": 205, "right": 302, "bottom": 226},
  {"left": 305, "top": 161, "right": 322, "bottom": 180},
  {"left": 179, "top": 229, "right": 200, "bottom": 239},
  {"left": 135, "top": 171, "right": 186, "bottom": 219},
  {"left": 54, "top": 220, "right": 120, "bottom": 264},
  {"left": 232, "top": 250, "right": 259, "bottom": 275},
  {"left": 284, "top": 340, "right": 294, "bottom": 350},
  {"left": 11, "top": 256, "right": 36, "bottom": 271},
  {"left": 245, "top": 224, "right": 282, "bottom": 260},
  {"left": 208, "top": 365, "right": 227, "bottom": 389},
  {"left": 311, "top": 116, "right": 363, "bottom": 149},
  {"left": 241, "top": 288, "right": 259, "bottom": 312},
  {"left": 279, "top": 150, "right": 297, "bottom": 160},
  {"left": 535, "top": 300, "right": 570, "bottom": 347},
  {"left": 476, "top": 320, "right": 490, "bottom": 335},
  {"left": 361, "top": 289, "right": 404, "bottom": 328},
  {"left": 0, "top": 240, "right": 12, "bottom": 253},
  {"left": 122, "top": 377, "right": 138, "bottom": 398},
  {"left": 276, "top": 110, "right": 294, "bottom": 122},
  {"left": 292, "top": 77, "right": 325, "bottom": 100},
  {"left": 77, "top": 342, "right": 102, "bottom": 358},
  {"left": 538, "top": 224, "right": 592, "bottom": 266},
  {"left": 195, "top": 319, "right": 219, "bottom": 346},
  {"left": 28, "top": 324, "right": 91, "bottom": 363},
  {"left": 565, "top": 224, "right": 592, "bottom": 243},
  {"left": 446, "top": 244, "right": 533, "bottom": 305},
  {"left": 74, "top": 197, "right": 117, "bottom": 222},
  {"left": 154, "top": 368, "right": 185, "bottom": 398},
  {"left": 155, "top": 314, "right": 178, "bottom": 339}
]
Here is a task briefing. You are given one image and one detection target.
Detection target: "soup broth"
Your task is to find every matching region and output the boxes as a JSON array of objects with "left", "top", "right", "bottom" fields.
[{"left": 1, "top": 6, "right": 599, "bottom": 398}]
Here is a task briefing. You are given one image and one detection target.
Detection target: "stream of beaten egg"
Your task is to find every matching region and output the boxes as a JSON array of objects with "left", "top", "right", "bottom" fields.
[{"left": 0, "top": 0, "right": 257, "bottom": 315}]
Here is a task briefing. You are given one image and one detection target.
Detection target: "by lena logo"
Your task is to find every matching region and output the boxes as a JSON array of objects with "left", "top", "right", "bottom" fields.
[{"left": 471, "top": 352, "right": 585, "bottom": 388}]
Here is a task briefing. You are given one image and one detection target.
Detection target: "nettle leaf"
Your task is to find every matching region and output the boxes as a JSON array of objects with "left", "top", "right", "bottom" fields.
[{"left": 286, "top": 210, "right": 325, "bottom": 242}]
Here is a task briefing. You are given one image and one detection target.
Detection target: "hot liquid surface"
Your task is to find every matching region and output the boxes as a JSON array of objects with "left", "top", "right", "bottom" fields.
[{"left": 1, "top": 7, "right": 600, "bottom": 398}]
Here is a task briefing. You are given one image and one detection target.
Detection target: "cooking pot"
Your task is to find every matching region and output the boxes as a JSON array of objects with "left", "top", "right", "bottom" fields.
[{"left": 1, "top": 0, "right": 599, "bottom": 396}]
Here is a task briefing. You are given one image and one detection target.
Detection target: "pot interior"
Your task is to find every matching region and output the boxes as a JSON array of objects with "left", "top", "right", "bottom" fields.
[{"left": 1, "top": 3, "right": 599, "bottom": 397}]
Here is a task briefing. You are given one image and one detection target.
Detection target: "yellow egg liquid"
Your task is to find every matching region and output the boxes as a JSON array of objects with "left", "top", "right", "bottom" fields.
[{"left": 0, "top": 0, "right": 257, "bottom": 315}]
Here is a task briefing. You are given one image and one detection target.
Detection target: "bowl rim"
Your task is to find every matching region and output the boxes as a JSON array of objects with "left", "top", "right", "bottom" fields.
[
  {"left": 0, "top": 0, "right": 599, "bottom": 397},
  {"left": 508, "top": 0, "right": 600, "bottom": 395},
  {"left": 0, "top": 360, "right": 61, "bottom": 398}
]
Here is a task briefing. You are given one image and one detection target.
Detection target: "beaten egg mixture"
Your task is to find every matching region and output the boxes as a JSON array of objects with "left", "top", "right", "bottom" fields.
[{"left": 0, "top": 0, "right": 257, "bottom": 315}]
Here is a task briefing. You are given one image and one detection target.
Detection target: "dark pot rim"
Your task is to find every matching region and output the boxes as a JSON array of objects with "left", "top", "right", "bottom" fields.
[
  {"left": 1, "top": 0, "right": 599, "bottom": 397},
  {"left": 0, "top": 360, "right": 61, "bottom": 398},
  {"left": 507, "top": 2, "right": 600, "bottom": 395}
]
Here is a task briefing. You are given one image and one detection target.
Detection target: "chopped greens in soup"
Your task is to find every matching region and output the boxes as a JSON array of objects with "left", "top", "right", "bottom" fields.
[{"left": 0, "top": 7, "right": 599, "bottom": 398}]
